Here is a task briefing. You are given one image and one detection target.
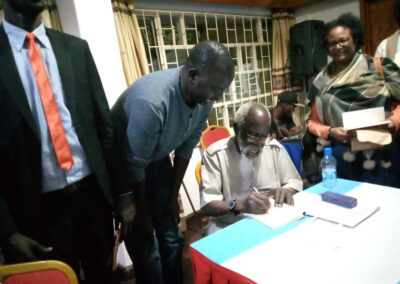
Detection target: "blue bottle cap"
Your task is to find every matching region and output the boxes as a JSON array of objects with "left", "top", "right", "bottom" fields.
[{"left": 324, "top": 147, "right": 332, "bottom": 155}]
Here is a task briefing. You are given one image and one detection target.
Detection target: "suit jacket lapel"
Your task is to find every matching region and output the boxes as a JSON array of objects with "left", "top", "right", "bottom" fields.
[
  {"left": 46, "top": 29, "right": 77, "bottom": 120},
  {"left": 0, "top": 25, "right": 38, "bottom": 136}
]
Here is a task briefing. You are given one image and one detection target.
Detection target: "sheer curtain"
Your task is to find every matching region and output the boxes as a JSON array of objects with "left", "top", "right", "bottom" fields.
[
  {"left": 112, "top": 0, "right": 149, "bottom": 86},
  {"left": 271, "top": 10, "right": 296, "bottom": 96},
  {"left": 0, "top": 0, "right": 62, "bottom": 30}
]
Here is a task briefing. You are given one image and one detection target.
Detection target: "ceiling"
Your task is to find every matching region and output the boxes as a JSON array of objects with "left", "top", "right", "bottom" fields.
[{"left": 184, "top": 0, "right": 325, "bottom": 8}]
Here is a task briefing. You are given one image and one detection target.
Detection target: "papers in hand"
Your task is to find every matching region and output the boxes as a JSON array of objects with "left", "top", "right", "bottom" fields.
[
  {"left": 342, "top": 107, "right": 390, "bottom": 131},
  {"left": 294, "top": 191, "right": 380, "bottom": 228},
  {"left": 244, "top": 199, "right": 305, "bottom": 229},
  {"left": 342, "top": 107, "right": 392, "bottom": 151}
]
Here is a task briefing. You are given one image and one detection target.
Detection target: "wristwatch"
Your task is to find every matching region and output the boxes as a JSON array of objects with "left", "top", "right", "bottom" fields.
[{"left": 228, "top": 199, "right": 240, "bottom": 215}]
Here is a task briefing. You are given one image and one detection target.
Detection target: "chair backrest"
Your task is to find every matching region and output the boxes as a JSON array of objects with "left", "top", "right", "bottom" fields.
[
  {"left": 199, "top": 125, "right": 230, "bottom": 150},
  {"left": 195, "top": 161, "right": 202, "bottom": 184},
  {"left": 196, "top": 125, "right": 230, "bottom": 185},
  {"left": 0, "top": 260, "right": 78, "bottom": 284}
]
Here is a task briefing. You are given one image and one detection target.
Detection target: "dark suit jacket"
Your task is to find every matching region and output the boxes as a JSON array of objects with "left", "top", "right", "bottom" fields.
[{"left": 0, "top": 26, "right": 114, "bottom": 240}]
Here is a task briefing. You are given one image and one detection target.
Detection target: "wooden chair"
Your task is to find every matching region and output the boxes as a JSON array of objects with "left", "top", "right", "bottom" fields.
[{"left": 0, "top": 260, "right": 78, "bottom": 284}]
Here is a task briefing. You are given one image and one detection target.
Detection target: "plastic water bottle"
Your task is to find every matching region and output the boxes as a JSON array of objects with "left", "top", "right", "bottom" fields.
[{"left": 321, "top": 147, "right": 337, "bottom": 190}]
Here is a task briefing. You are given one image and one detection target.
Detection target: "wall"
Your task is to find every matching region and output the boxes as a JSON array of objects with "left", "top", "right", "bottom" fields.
[
  {"left": 55, "top": 0, "right": 126, "bottom": 106},
  {"left": 295, "top": 0, "right": 360, "bottom": 23}
]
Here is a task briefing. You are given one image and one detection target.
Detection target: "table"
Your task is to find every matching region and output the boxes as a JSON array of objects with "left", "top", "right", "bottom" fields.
[{"left": 190, "top": 179, "right": 400, "bottom": 284}]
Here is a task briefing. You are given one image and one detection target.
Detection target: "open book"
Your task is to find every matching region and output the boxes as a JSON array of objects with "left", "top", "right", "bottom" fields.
[{"left": 244, "top": 199, "right": 305, "bottom": 229}]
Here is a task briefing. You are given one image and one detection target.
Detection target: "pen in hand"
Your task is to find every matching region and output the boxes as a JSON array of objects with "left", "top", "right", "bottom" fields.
[{"left": 253, "top": 186, "right": 260, "bottom": 194}]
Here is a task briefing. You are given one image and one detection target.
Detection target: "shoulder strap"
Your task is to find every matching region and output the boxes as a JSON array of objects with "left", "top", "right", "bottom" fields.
[{"left": 373, "top": 57, "right": 385, "bottom": 81}]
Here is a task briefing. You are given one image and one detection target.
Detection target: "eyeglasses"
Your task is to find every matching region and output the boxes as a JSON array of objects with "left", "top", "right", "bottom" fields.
[
  {"left": 327, "top": 37, "right": 350, "bottom": 49},
  {"left": 245, "top": 132, "right": 268, "bottom": 143}
]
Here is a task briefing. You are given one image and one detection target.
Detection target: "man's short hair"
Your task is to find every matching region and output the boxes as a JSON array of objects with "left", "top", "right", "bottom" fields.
[
  {"left": 186, "top": 40, "right": 234, "bottom": 73},
  {"left": 234, "top": 102, "right": 270, "bottom": 133}
]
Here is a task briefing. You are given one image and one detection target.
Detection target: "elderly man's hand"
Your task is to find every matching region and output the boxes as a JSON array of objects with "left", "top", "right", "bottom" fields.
[
  {"left": 237, "top": 192, "right": 271, "bottom": 214},
  {"left": 273, "top": 187, "right": 296, "bottom": 207}
]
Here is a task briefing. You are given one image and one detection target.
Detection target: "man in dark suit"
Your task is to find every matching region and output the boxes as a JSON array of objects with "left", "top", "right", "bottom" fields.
[{"left": 0, "top": 1, "right": 115, "bottom": 283}]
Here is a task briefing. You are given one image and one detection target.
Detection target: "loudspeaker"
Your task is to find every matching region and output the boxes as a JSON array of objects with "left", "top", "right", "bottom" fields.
[{"left": 290, "top": 20, "right": 327, "bottom": 78}]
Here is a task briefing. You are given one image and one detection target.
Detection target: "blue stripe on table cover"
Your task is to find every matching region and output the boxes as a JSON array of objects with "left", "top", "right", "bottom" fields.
[{"left": 191, "top": 179, "right": 361, "bottom": 265}]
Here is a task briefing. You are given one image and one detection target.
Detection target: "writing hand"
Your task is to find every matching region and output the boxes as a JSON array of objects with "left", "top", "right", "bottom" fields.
[{"left": 237, "top": 192, "right": 271, "bottom": 214}]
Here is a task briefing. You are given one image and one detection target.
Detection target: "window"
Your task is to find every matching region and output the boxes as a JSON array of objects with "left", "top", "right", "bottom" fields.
[{"left": 136, "top": 9, "right": 273, "bottom": 128}]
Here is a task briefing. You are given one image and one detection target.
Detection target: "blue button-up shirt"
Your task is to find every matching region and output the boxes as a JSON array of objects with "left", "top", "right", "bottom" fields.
[{"left": 3, "top": 19, "right": 91, "bottom": 192}]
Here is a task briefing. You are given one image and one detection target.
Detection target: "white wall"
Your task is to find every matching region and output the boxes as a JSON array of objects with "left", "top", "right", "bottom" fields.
[
  {"left": 295, "top": 0, "right": 360, "bottom": 23},
  {"left": 56, "top": 0, "right": 126, "bottom": 106}
]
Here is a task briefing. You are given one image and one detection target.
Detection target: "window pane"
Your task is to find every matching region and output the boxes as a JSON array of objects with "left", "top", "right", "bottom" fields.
[
  {"left": 177, "top": 49, "right": 188, "bottom": 66},
  {"left": 227, "top": 16, "right": 235, "bottom": 29},
  {"left": 150, "top": 48, "right": 161, "bottom": 71},
  {"left": 208, "top": 108, "right": 218, "bottom": 126},
  {"left": 160, "top": 13, "right": 171, "bottom": 28},
  {"left": 168, "top": 63, "right": 178, "bottom": 69},
  {"left": 196, "top": 14, "right": 207, "bottom": 42},
  {"left": 252, "top": 19, "right": 258, "bottom": 42},
  {"left": 166, "top": 50, "right": 176, "bottom": 63},
  {"left": 184, "top": 14, "right": 195, "bottom": 28},
  {"left": 228, "top": 30, "right": 236, "bottom": 44},
  {"left": 186, "top": 30, "right": 197, "bottom": 44},
  {"left": 207, "top": 15, "right": 216, "bottom": 28},
  {"left": 163, "top": 29, "right": 173, "bottom": 45},
  {"left": 144, "top": 16, "right": 157, "bottom": 47},
  {"left": 171, "top": 15, "right": 182, "bottom": 45},
  {"left": 236, "top": 17, "right": 244, "bottom": 43},
  {"left": 245, "top": 31, "right": 253, "bottom": 43},
  {"left": 244, "top": 18, "right": 251, "bottom": 29},
  {"left": 217, "top": 16, "right": 227, "bottom": 43},
  {"left": 208, "top": 30, "right": 218, "bottom": 41}
]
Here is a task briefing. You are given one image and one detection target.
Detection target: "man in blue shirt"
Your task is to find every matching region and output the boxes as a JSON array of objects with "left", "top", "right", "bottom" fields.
[
  {"left": 0, "top": 1, "right": 114, "bottom": 283},
  {"left": 112, "top": 41, "right": 235, "bottom": 284}
]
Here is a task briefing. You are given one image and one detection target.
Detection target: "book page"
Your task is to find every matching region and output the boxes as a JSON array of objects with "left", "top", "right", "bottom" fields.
[
  {"left": 294, "top": 191, "right": 380, "bottom": 228},
  {"left": 244, "top": 199, "right": 305, "bottom": 229}
]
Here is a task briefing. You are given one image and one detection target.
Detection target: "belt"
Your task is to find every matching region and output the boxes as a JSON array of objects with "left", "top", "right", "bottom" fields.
[{"left": 53, "top": 174, "right": 95, "bottom": 194}]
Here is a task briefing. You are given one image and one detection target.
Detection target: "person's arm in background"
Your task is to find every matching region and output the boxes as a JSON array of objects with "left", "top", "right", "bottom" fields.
[
  {"left": 307, "top": 102, "right": 353, "bottom": 143},
  {"left": 279, "top": 125, "right": 303, "bottom": 138},
  {"left": 374, "top": 39, "right": 387, "bottom": 57},
  {"left": 380, "top": 57, "right": 400, "bottom": 133}
]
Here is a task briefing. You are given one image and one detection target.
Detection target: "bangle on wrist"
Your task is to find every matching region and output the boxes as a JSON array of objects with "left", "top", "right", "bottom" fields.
[{"left": 327, "top": 127, "right": 332, "bottom": 138}]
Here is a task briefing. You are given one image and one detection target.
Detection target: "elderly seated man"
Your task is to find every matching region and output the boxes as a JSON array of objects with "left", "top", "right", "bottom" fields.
[{"left": 200, "top": 102, "right": 303, "bottom": 234}]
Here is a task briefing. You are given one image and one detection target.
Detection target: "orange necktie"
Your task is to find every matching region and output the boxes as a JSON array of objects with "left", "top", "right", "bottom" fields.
[{"left": 26, "top": 33, "right": 74, "bottom": 171}]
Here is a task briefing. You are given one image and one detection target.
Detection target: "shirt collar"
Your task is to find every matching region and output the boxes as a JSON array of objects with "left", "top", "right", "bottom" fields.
[{"left": 3, "top": 18, "right": 50, "bottom": 52}]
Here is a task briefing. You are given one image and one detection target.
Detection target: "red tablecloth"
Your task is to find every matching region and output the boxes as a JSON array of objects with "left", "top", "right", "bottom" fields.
[{"left": 190, "top": 247, "right": 256, "bottom": 284}]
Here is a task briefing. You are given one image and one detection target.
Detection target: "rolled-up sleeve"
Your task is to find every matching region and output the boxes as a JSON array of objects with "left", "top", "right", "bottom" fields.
[
  {"left": 199, "top": 150, "right": 224, "bottom": 207},
  {"left": 125, "top": 98, "right": 162, "bottom": 182}
]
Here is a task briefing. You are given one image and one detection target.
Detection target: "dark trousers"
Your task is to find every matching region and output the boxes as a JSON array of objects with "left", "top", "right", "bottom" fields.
[
  {"left": 125, "top": 157, "right": 183, "bottom": 284},
  {"left": 13, "top": 175, "right": 114, "bottom": 284}
]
